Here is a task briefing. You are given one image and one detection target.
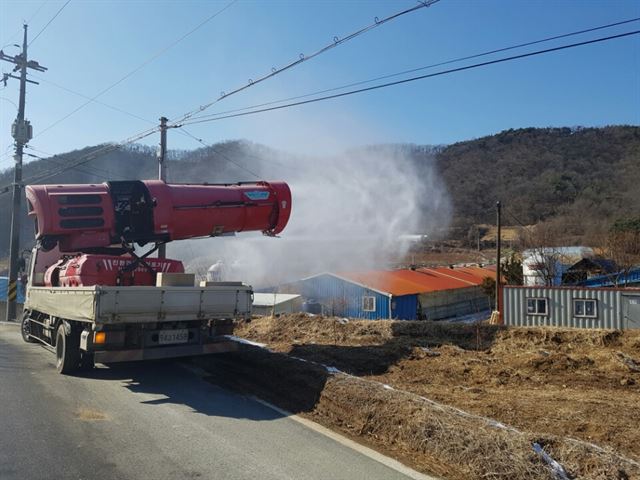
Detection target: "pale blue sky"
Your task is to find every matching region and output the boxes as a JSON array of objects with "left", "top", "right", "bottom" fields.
[{"left": 0, "top": 0, "right": 639, "bottom": 169}]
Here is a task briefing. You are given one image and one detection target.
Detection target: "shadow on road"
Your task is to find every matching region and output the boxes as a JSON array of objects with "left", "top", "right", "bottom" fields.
[
  {"left": 76, "top": 357, "right": 286, "bottom": 422},
  {"left": 68, "top": 321, "right": 502, "bottom": 420}
]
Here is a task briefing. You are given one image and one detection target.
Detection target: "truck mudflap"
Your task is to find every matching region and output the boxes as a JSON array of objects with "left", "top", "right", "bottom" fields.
[{"left": 93, "top": 340, "right": 238, "bottom": 363}]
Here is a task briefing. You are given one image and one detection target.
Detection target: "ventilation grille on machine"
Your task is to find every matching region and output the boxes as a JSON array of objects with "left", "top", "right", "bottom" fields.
[{"left": 56, "top": 194, "right": 106, "bottom": 230}]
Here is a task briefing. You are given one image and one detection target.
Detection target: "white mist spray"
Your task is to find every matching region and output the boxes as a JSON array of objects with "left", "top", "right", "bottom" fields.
[{"left": 171, "top": 143, "right": 451, "bottom": 288}]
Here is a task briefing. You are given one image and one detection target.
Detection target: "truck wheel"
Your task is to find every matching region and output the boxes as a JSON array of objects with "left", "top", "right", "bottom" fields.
[
  {"left": 21, "top": 314, "right": 37, "bottom": 343},
  {"left": 56, "top": 325, "right": 80, "bottom": 374}
]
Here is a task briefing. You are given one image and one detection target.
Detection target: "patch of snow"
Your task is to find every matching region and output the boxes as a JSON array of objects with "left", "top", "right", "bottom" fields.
[{"left": 224, "top": 335, "right": 267, "bottom": 348}]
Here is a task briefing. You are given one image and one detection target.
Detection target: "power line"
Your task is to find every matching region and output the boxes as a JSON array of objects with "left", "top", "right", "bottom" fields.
[
  {"left": 3, "top": 1, "right": 436, "bottom": 188},
  {"left": 29, "top": 0, "right": 72, "bottom": 47},
  {"left": 169, "top": 0, "right": 440, "bottom": 127},
  {"left": 24, "top": 145, "right": 132, "bottom": 180},
  {"left": 0, "top": 126, "right": 158, "bottom": 195},
  {"left": 2, "top": 0, "right": 48, "bottom": 45},
  {"left": 179, "top": 128, "right": 261, "bottom": 179},
  {"left": 31, "top": 0, "right": 238, "bottom": 142},
  {"left": 31, "top": 74, "right": 156, "bottom": 125},
  {"left": 29, "top": 74, "right": 205, "bottom": 146},
  {"left": 23, "top": 151, "right": 128, "bottom": 180},
  {"left": 177, "top": 29, "right": 640, "bottom": 127},
  {"left": 503, "top": 207, "right": 530, "bottom": 229},
  {"left": 185, "top": 17, "right": 640, "bottom": 123}
]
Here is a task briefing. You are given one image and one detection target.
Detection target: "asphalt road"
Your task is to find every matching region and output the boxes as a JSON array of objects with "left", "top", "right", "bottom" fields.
[{"left": 0, "top": 323, "right": 426, "bottom": 480}]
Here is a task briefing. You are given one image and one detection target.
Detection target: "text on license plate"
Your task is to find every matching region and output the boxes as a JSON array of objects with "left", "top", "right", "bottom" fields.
[{"left": 158, "top": 329, "right": 189, "bottom": 345}]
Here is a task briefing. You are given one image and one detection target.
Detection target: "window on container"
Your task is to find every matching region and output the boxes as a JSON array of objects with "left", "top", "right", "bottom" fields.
[
  {"left": 526, "top": 297, "right": 548, "bottom": 315},
  {"left": 573, "top": 299, "right": 597, "bottom": 318},
  {"left": 362, "top": 296, "right": 376, "bottom": 312}
]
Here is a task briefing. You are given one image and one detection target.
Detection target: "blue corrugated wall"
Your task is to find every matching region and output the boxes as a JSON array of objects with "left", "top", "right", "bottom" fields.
[
  {"left": 294, "top": 274, "right": 417, "bottom": 320},
  {"left": 296, "top": 274, "right": 389, "bottom": 319},
  {"left": 392, "top": 295, "right": 417, "bottom": 320},
  {"left": 577, "top": 268, "right": 640, "bottom": 287}
]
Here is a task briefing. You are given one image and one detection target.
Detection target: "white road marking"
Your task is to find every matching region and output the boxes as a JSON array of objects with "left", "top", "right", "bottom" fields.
[{"left": 181, "top": 363, "right": 441, "bottom": 480}]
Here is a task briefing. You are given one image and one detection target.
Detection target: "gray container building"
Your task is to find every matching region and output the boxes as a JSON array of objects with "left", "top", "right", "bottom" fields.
[{"left": 502, "top": 286, "right": 640, "bottom": 330}]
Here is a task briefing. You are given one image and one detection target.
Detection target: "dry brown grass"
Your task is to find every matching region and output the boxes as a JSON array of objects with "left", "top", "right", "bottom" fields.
[{"left": 224, "top": 315, "right": 640, "bottom": 478}]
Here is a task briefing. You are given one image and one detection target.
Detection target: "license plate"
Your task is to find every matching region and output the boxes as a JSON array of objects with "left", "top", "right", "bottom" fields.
[{"left": 158, "top": 329, "right": 189, "bottom": 345}]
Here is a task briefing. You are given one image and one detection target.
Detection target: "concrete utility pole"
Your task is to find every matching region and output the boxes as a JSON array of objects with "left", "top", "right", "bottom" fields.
[
  {"left": 495, "top": 201, "right": 502, "bottom": 315},
  {"left": 157, "top": 116, "right": 168, "bottom": 259},
  {"left": 1, "top": 25, "right": 47, "bottom": 321}
]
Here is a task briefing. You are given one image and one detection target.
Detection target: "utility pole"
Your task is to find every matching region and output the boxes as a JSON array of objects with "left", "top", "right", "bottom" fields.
[
  {"left": 157, "top": 116, "right": 168, "bottom": 259},
  {"left": 1, "top": 25, "right": 47, "bottom": 321},
  {"left": 495, "top": 201, "right": 502, "bottom": 316}
]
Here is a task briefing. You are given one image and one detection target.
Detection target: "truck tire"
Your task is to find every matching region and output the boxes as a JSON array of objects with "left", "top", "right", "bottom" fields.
[
  {"left": 56, "top": 324, "right": 80, "bottom": 374},
  {"left": 21, "top": 313, "right": 37, "bottom": 343}
]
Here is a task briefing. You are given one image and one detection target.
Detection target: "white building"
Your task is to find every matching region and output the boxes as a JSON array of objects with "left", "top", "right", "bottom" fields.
[
  {"left": 522, "top": 246, "right": 594, "bottom": 286},
  {"left": 252, "top": 293, "right": 302, "bottom": 316}
]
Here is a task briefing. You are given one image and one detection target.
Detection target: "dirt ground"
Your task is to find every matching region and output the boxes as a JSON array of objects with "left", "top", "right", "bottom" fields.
[
  {"left": 195, "top": 314, "right": 640, "bottom": 480},
  {"left": 235, "top": 315, "right": 640, "bottom": 455},
  {"left": 210, "top": 314, "right": 640, "bottom": 478}
]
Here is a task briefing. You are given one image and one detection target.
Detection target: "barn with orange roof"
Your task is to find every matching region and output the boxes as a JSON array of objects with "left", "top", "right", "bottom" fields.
[{"left": 291, "top": 266, "right": 495, "bottom": 320}]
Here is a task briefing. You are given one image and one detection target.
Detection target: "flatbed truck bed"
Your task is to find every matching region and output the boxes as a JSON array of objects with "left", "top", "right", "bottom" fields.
[{"left": 22, "top": 282, "right": 253, "bottom": 373}]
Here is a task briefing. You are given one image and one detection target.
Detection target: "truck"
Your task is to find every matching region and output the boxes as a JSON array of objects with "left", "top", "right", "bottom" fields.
[{"left": 19, "top": 179, "right": 292, "bottom": 374}]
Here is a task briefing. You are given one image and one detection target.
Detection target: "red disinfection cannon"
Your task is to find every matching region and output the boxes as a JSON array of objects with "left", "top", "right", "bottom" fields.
[
  {"left": 25, "top": 180, "right": 291, "bottom": 287},
  {"left": 26, "top": 180, "right": 292, "bottom": 252}
]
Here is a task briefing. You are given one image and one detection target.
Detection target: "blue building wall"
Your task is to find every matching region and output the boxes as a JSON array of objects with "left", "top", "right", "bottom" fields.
[
  {"left": 293, "top": 274, "right": 418, "bottom": 320},
  {"left": 391, "top": 295, "right": 418, "bottom": 320},
  {"left": 0, "top": 277, "right": 26, "bottom": 303},
  {"left": 578, "top": 268, "right": 640, "bottom": 288}
]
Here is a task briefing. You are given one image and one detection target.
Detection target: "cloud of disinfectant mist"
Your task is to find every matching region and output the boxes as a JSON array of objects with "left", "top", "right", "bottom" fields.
[{"left": 168, "top": 142, "right": 452, "bottom": 288}]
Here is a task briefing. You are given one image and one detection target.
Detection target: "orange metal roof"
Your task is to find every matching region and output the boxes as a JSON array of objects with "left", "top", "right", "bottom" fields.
[
  {"left": 335, "top": 266, "right": 495, "bottom": 296},
  {"left": 419, "top": 266, "right": 496, "bottom": 285}
]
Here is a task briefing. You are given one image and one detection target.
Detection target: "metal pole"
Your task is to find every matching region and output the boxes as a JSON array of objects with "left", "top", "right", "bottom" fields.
[
  {"left": 496, "top": 201, "right": 502, "bottom": 315},
  {"left": 157, "top": 116, "right": 168, "bottom": 259},
  {"left": 6, "top": 26, "right": 29, "bottom": 322}
]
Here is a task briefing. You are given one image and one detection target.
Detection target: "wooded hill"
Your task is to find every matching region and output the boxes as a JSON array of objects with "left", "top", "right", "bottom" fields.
[{"left": 1, "top": 125, "right": 638, "bottom": 255}]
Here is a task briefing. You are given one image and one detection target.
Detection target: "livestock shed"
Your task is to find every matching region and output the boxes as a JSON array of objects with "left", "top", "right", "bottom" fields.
[
  {"left": 502, "top": 285, "right": 640, "bottom": 329},
  {"left": 562, "top": 258, "right": 617, "bottom": 284},
  {"left": 252, "top": 293, "right": 302, "bottom": 316},
  {"left": 290, "top": 267, "right": 495, "bottom": 321},
  {"left": 577, "top": 267, "right": 640, "bottom": 288}
]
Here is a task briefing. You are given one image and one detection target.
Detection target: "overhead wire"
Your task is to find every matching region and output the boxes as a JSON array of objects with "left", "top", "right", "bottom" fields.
[
  {"left": 25, "top": 145, "right": 132, "bottom": 180},
  {"left": 168, "top": 0, "right": 440, "bottom": 127},
  {"left": 1, "top": 0, "right": 48, "bottom": 45},
  {"left": 29, "top": 74, "right": 207, "bottom": 146},
  {"left": 0, "top": 0, "right": 239, "bottom": 187},
  {"left": 31, "top": 0, "right": 238, "bottom": 142},
  {"left": 24, "top": 148, "right": 131, "bottom": 180},
  {"left": 163, "top": 1, "right": 441, "bottom": 178},
  {"left": 2, "top": 0, "right": 438, "bottom": 185},
  {"left": 503, "top": 207, "right": 531, "bottom": 229},
  {"left": 179, "top": 128, "right": 261, "bottom": 179},
  {"left": 29, "top": 0, "right": 72, "bottom": 47},
  {"left": 31, "top": 75, "right": 156, "bottom": 125},
  {"left": 184, "top": 17, "right": 640, "bottom": 123},
  {"left": 0, "top": 126, "right": 159, "bottom": 194},
  {"left": 176, "top": 29, "right": 640, "bottom": 127},
  {"left": 5, "top": 8, "right": 635, "bottom": 196}
]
